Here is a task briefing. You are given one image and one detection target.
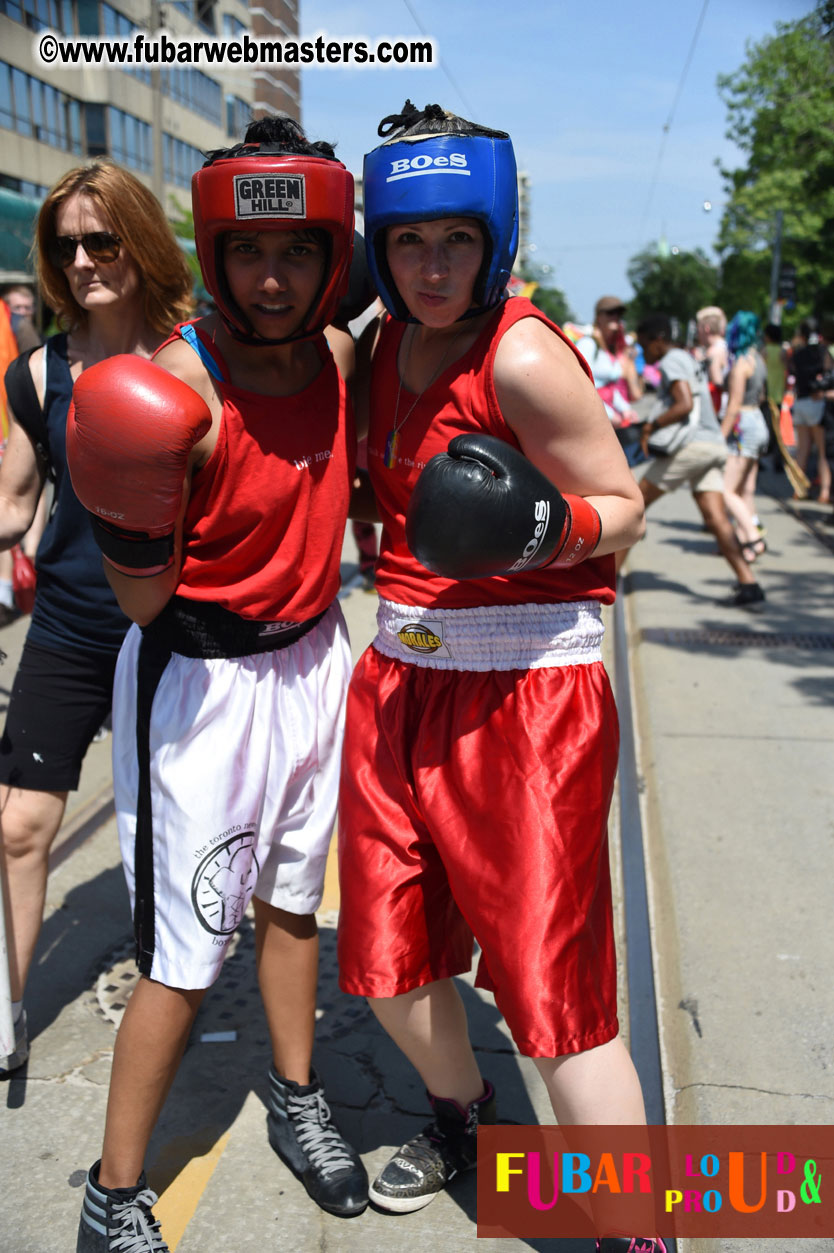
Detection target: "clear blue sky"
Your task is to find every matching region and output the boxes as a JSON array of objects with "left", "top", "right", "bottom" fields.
[{"left": 299, "top": 0, "right": 812, "bottom": 322}]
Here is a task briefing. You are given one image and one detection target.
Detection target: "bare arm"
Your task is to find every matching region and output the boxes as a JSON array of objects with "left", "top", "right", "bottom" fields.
[
  {"left": 493, "top": 318, "right": 645, "bottom": 556},
  {"left": 351, "top": 312, "right": 385, "bottom": 444},
  {"left": 622, "top": 351, "right": 643, "bottom": 402},
  {"left": 721, "top": 357, "right": 751, "bottom": 439},
  {"left": 707, "top": 339, "right": 727, "bottom": 386},
  {"left": 324, "top": 324, "right": 356, "bottom": 393},
  {"left": 0, "top": 410, "right": 47, "bottom": 550}
]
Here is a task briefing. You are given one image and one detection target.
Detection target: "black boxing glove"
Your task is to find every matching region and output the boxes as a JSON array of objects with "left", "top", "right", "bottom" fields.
[{"left": 406, "top": 433, "right": 602, "bottom": 580}]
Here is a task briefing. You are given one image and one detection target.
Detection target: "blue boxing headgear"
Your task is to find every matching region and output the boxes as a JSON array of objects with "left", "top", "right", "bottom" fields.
[{"left": 363, "top": 106, "right": 519, "bottom": 321}]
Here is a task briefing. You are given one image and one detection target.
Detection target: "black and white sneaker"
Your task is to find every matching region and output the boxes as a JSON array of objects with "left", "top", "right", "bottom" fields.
[
  {"left": 267, "top": 1066, "right": 368, "bottom": 1216},
  {"left": 76, "top": 1160, "right": 168, "bottom": 1251},
  {"left": 369, "top": 1080, "right": 496, "bottom": 1213},
  {"left": 0, "top": 1008, "right": 29, "bottom": 1078}
]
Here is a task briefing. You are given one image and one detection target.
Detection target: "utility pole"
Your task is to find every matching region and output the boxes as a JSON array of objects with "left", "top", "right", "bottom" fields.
[
  {"left": 149, "top": 0, "right": 164, "bottom": 204},
  {"left": 769, "top": 210, "right": 784, "bottom": 325}
]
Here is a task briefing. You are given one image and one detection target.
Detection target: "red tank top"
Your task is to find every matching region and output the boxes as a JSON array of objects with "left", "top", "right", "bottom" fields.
[
  {"left": 158, "top": 324, "right": 355, "bottom": 622},
  {"left": 368, "top": 298, "right": 615, "bottom": 608}
]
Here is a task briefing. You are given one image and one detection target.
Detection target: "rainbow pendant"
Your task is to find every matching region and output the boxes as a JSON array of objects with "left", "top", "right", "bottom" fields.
[{"left": 384, "top": 428, "right": 400, "bottom": 469}]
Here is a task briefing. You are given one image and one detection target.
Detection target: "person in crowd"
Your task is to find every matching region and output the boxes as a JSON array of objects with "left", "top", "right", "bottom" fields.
[
  {"left": 695, "top": 306, "right": 728, "bottom": 418},
  {"left": 790, "top": 318, "right": 832, "bottom": 503},
  {"left": 0, "top": 160, "right": 193, "bottom": 1080},
  {"left": 623, "top": 313, "right": 765, "bottom": 609},
  {"left": 69, "top": 116, "right": 368, "bottom": 1253},
  {"left": 0, "top": 284, "right": 40, "bottom": 354},
  {"left": 815, "top": 319, "right": 834, "bottom": 527},
  {"left": 721, "top": 312, "right": 770, "bottom": 562},
  {"left": 0, "top": 285, "right": 48, "bottom": 569},
  {"left": 0, "top": 296, "right": 21, "bottom": 623},
  {"left": 336, "top": 99, "right": 664, "bottom": 1253},
  {"left": 575, "top": 296, "right": 643, "bottom": 465},
  {"left": 763, "top": 322, "right": 787, "bottom": 412}
]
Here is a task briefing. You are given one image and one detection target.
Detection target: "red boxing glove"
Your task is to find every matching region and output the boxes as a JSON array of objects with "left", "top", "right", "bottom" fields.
[{"left": 67, "top": 355, "right": 212, "bottom": 576}]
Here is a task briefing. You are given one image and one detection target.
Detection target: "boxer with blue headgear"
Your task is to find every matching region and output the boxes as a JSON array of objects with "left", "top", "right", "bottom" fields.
[
  {"left": 363, "top": 100, "right": 518, "bottom": 320},
  {"left": 337, "top": 102, "right": 658, "bottom": 1253}
]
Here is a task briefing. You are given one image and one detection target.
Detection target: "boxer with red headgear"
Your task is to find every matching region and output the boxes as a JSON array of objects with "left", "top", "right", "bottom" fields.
[
  {"left": 71, "top": 117, "right": 368, "bottom": 1253},
  {"left": 336, "top": 102, "right": 662, "bottom": 1252}
]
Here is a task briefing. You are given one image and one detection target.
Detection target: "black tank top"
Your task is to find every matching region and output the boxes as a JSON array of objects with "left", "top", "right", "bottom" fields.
[{"left": 27, "top": 333, "right": 130, "bottom": 655}]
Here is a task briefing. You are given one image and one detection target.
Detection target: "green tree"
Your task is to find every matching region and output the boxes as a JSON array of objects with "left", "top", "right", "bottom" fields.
[
  {"left": 716, "top": 2, "right": 834, "bottom": 323},
  {"left": 625, "top": 245, "right": 718, "bottom": 328},
  {"left": 529, "top": 284, "right": 573, "bottom": 327},
  {"left": 168, "top": 195, "right": 208, "bottom": 300}
]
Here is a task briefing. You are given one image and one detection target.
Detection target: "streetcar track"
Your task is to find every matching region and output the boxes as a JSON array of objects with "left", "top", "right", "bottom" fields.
[{"left": 614, "top": 575, "right": 678, "bottom": 1253}]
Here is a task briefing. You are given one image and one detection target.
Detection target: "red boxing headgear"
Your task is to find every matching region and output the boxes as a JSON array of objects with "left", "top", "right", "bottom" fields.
[{"left": 192, "top": 147, "right": 355, "bottom": 344}]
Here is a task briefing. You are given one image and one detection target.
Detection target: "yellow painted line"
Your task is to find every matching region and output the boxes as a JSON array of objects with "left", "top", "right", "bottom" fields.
[
  {"left": 320, "top": 832, "right": 341, "bottom": 914},
  {"left": 153, "top": 1130, "right": 231, "bottom": 1251}
]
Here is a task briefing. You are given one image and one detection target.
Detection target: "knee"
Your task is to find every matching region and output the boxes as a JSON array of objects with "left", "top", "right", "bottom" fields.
[{"left": 1, "top": 796, "right": 61, "bottom": 861}]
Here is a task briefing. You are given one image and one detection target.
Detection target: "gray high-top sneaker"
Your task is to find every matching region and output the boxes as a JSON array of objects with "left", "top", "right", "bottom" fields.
[
  {"left": 76, "top": 1160, "right": 168, "bottom": 1252},
  {"left": 266, "top": 1066, "right": 368, "bottom": 1216}
]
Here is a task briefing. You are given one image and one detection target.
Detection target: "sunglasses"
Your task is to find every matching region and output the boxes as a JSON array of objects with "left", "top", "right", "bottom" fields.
[
  {"left": 48, "top": 231, "right": 122, "bottom": 268},
  {"left": 601, "top": 307, "right": 626, "bottom": 319}
]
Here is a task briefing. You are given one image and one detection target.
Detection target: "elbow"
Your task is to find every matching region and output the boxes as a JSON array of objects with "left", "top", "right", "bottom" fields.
[{"left": 630, "top": 493, "right": 647, "bottom": 546}]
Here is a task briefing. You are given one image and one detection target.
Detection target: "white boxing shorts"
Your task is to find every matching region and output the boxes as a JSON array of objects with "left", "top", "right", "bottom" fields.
[{"left": 112, "top": 599, "right": 350, "bottom": 990}]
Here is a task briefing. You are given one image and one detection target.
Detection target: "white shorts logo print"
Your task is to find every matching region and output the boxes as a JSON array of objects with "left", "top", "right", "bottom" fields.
[{"left": 191, "top": 829, "right": 259, "bottom": 935}]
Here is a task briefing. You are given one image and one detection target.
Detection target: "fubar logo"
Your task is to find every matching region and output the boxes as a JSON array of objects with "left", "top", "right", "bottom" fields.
[
  {"left": 234, "top": 173, "right": 306, "bottom": 218},
  {"left": 387, "top": 152, "right": 470, "bottom": 182}
]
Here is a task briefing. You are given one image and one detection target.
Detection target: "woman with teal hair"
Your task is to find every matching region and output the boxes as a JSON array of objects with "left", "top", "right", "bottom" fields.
[{"left": 721, "top": 311, "right": 769, "bottom": 562}]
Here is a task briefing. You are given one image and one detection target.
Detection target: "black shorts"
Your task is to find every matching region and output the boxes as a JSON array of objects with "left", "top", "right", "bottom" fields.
[{"left": 0, "top": 640, "right": 119, "bottom": 792}]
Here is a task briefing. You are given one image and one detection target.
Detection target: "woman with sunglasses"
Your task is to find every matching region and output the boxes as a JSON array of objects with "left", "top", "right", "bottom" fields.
[{"left": 0, "top": 160, "right": 192, "bottom": 1078}]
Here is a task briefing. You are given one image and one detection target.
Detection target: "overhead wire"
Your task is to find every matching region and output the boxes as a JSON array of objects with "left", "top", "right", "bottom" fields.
[
  {"left": 400, "top": 0, "right": 477, "bottom": 117},
  {"left": 638, "top": 0, "right": 711, "bottom": 245}
]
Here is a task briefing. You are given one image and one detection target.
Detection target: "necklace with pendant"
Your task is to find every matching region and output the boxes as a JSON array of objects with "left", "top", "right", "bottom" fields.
[{"left": 384, "top": 323, "right": 466, "bottom": 470}]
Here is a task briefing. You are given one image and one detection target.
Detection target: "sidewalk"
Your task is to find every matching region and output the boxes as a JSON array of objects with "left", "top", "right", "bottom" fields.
[
  {"left": 1, "top": 483, "right": 832, "bottom": 1252},
  {"left": 622, "top": 469, "right": 834, "bottom": 1253}
]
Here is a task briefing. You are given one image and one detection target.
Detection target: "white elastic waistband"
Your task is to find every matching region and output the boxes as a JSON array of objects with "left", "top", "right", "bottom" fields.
[{"left": 373, "top": 598, "right": 604, "bottom": 671}]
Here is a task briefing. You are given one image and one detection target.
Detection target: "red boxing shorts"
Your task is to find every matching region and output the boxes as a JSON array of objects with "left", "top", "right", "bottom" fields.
[{"left": 337, "top": 616, "right": 620, "bottom": 1059}]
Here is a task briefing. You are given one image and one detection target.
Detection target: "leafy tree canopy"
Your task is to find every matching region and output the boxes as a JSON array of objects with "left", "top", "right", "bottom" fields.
[
  {"left": 716, "top": 2, "right": 834, "bottom": 323},
  {"left": 625, "top": 246, "right": 718, "bottom": 328},
  {"left": 529, "top": 284, "right": 573, "bottom": 327}
]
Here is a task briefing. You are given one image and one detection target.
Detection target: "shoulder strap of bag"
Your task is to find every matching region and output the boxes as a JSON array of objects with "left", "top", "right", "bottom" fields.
[{"left": 3, "top": 345, "right": 55, "bottom": 482}]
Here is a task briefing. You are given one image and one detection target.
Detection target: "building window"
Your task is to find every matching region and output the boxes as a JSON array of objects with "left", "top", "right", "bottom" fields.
[
  {"left": 161, "top": 67, "right": 222, "bottom": 125},
  {"left": 107, "top": 106, "right": 152, "bottom": 173},
  {"left": 0, "top": 173, "right": 48, "bottom": 198},
  {"left": 195, "top": 0, "right": 215, "bottom": 32},
  {"left": 0, "top": 0, "right": 73, "bottom": 33},
  {"left": 0, "top": 60, "right": 84, "bottom": 156},
  {"left": 85, "top": 102, "right": 107, "bottom": 156},
  {"left": 163, "top": 133, "right": 204, "bottom": 189},
  {"left": 222, "top": 12, "right": 245, "bottom": 37},
  {"left": 101, "top": 3, "right": 152, "bottom": 83},
  {"left": 225, "top": 94, "right": 251, "bottom": 139}
]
